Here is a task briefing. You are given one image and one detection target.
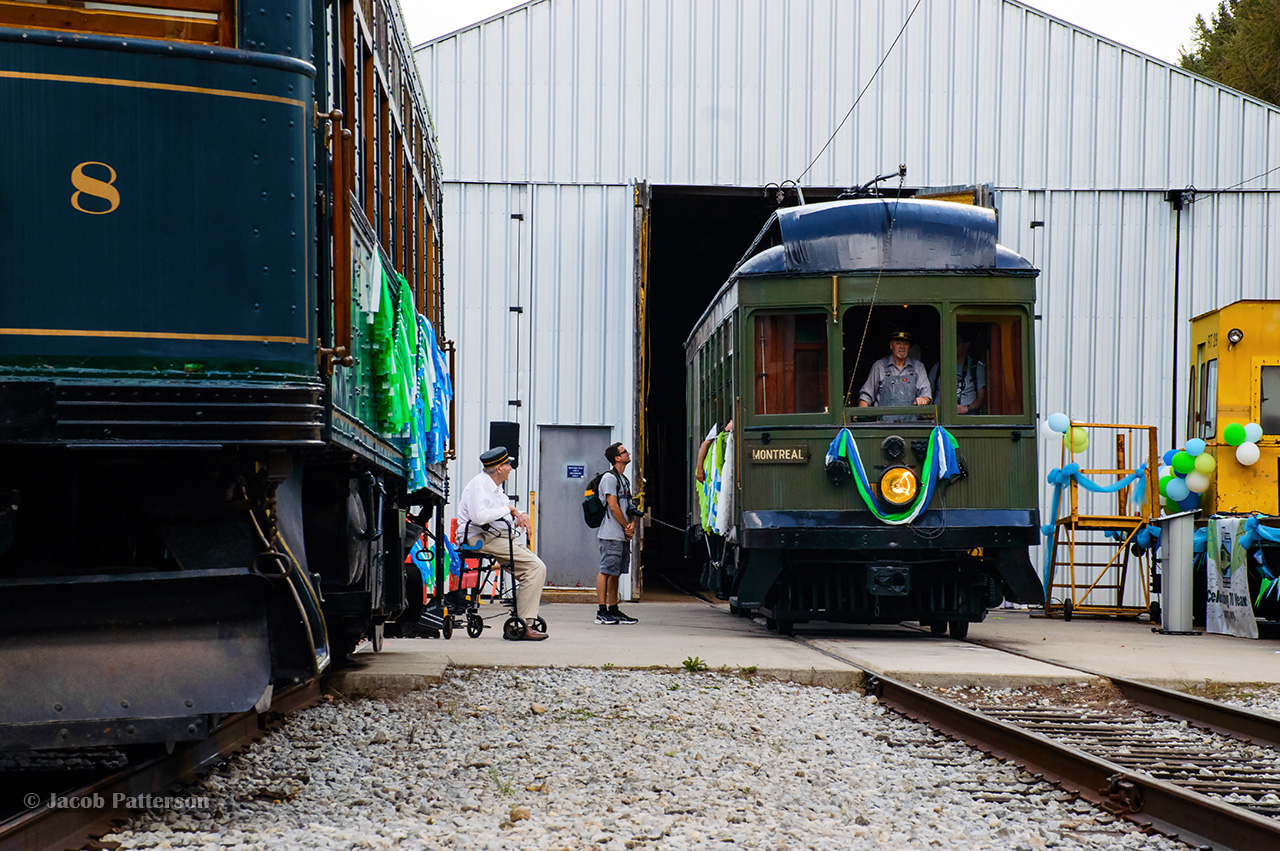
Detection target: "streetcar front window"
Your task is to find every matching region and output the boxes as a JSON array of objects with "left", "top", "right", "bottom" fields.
[
  {"left": 755, "top": 312, "right": 828, "bottom": 415},
  {"left": 949, "top": 314, "right": 1026, "bottom": 417},
  {"left": 1261, "top": 366, "right": 1280, "bottom": 436},
  {"left": 841, "top": 304, "right": 939, "bottom": 414},
  {"left": 0, "top": 1, "right": 234, "bottom": 46}
]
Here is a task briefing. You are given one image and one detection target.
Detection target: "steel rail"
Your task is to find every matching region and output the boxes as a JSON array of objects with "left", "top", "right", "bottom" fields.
[
  {"left": 962, "top": 630, "right": 1280, "bottom": 746},
  {"left": 865, "top": 671, "right": 1280, "bottom": 851},
  {"left": 0, "top": 679, "right": 321, "bottom": 851},
  {"left": 1104, "top": 676, "right": 1280, "bottom": 750}
]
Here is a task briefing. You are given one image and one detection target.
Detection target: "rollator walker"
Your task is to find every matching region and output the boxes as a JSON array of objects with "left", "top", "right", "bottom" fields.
[{"left": 455, "top": 517, "right": 548, "bottom": 640}]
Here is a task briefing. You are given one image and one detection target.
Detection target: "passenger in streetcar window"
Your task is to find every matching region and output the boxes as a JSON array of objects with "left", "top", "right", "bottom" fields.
[
  {"left": 694, "top": 420, "right": 733, "bottom": 484},
  {"left": 929, "top": 326, "right": 987, "bottom": 415},
  {"left": 857, "top": 330, "right": 932, "bottom": 411}
]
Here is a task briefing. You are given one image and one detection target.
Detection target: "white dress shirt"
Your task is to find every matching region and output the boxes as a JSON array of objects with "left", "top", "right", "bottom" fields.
[{"left": 457, "top": 471, "right": 515, "bottom": 539}]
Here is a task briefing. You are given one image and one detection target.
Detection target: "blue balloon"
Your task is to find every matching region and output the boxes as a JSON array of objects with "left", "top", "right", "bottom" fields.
[
  {"left": 1177, "top": 492, "right": 1201, "bottom": 511},
  {"left": 1162, "top": 449, "right": 1178, "bottom": 466},
  {"left": 1047, "top": 412, "right": 1070, "bottom": 433},
  {"left": 1185, "top": 438, "right": 1206, "bottom": 456},
  {"left": 1165, "top": 478, "right": 1190, "bottom": 502},
  {"left": 1041, "top": 524, "right": 1055, "bottom": 536}
]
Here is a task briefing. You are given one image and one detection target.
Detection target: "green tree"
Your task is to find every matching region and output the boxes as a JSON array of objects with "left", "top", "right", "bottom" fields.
[{"left": 1179, "top": 0, "right": 1280, "bottom": 105}]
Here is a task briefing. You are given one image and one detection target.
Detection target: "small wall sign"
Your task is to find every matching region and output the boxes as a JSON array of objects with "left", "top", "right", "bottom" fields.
[
  {"left": 567, "top": 465, "right": 585, "bottom": 479},
  {"left": 749, "top": 443, "right": 810, "bottom": 463}
]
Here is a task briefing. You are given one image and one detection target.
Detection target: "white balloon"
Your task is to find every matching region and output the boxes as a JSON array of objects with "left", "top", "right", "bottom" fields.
[
  {"left": 1185, "top": 471, "right": 1210, "bottom": 493},
  {"left": 1158, "top": 465, "right": 1173, "bottom": 480},
  {"left": 1236, "top": 442, "right": 1261, "bottom": 466},
  {"left": 1244, "top": 422, "right": 1264, "bottom": 444}
]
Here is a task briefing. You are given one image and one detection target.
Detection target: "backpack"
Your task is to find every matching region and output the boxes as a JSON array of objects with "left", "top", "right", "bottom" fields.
[{"left": 582, "top": 470, "right": 611, "bottom": 528}]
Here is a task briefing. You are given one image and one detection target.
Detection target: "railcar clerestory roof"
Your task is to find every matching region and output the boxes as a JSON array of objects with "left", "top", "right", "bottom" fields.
[{"left": 733, "top": 198, "right": 1034, "bottom": 277}]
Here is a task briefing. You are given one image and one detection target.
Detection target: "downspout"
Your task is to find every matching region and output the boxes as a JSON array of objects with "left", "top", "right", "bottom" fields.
[{"left": 1165, "top": 188, "right": 1189, "bottom": 447}]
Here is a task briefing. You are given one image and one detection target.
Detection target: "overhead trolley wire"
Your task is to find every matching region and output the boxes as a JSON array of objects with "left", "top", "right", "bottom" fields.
[
  {"left": 1186, "top": 161, "right": 1280, "bottom": 204},
  {"left": 794, "top": 0, "right": 923, "bottom": 187}
]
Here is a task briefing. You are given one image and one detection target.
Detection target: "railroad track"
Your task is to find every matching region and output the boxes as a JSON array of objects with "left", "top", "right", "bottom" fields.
[
  {"left": 804, "top": 635, "right": 1280, "bottom": 851},
  {"left": 0, "top": 680, "right": 321, "bottom": 851}
]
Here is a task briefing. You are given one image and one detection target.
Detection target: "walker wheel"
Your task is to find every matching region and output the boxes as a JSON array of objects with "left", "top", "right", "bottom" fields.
[
  {"left": 441, "top": 617, "right": 453, "bottom": 640},
  {"left": 503, "top": 616, "right": 527, "bottom": 641},
  {"left": 466, "top": 614, "right": 484, "bottom": 638},
  {"left": 531, "top": 616, "right": 547, "bottom": 634},
  {"left": 1063, "top": 598, "right": 1074, "bottom": 622}
]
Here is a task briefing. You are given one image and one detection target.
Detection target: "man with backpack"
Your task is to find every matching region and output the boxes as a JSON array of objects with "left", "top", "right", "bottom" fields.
[{"left": 595, "top": 442, "right": 639, "bottom": 625}]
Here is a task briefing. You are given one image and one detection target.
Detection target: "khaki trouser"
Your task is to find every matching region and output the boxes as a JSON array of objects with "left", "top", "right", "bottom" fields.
[{"left": 475, "top": 535, "right": 546, "bottom": 621}]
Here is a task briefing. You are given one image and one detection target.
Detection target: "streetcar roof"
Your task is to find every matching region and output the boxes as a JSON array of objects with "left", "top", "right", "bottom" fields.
[
  {"left": 733, "top": 198, "right": 1034, "bottom": 278},
  {"left": 684, "top": 198, "right": 1035, "bottom": 350}
]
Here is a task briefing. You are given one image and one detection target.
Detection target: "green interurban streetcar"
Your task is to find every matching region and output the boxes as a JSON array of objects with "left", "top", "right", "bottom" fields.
[{"left": 686, "top": 197, "right": 1044, "bottom": 637}]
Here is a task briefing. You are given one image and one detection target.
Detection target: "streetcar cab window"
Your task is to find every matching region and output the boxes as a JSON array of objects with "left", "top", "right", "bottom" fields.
[
  {"left": 1200, "top": 359, "right": 1218, "bottom": 439},
  {"left": 0, "top": 1, "right": 235, "bottom": 45},
  {"left": 1261, "top": 366, "right": 1280, "bottom": 436},
  {"left": 842, "top": 305, "right": 939, "bottom": 417},
  {"left": 947, "top": 314, "right": 1026, "bottom": 417},
  {"left": 754, "top": 312, "right": 828, "bottom": 415}
]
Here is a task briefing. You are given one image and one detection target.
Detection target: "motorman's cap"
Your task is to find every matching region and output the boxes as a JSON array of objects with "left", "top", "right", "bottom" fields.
[
  {"left": 889, "top": 330, "right": 912, "bottom": 343},
  {"left": 481, "top": 446, "right": 509, "bottom": 469}
]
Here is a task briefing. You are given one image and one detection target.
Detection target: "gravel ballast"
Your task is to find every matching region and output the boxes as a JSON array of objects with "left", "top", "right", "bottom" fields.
[{"left": 97, "top": 668, "right": 1194, "bottom": 850}]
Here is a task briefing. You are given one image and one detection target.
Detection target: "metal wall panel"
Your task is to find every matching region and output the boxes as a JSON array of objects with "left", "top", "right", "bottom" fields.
[
  {"left": 445, "top": 181, "right": 634, "bottom": 553},
  {"left": 420, "top": 0, "right": 1280, "bottom": 600},
  {"left": 417, "top": 0, "right": 1279, "bottom": 192}
]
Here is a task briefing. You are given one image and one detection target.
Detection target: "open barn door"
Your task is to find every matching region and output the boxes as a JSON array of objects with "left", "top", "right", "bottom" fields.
[{"left": 632, "top": 180, "right": 651, "bottom": 599}]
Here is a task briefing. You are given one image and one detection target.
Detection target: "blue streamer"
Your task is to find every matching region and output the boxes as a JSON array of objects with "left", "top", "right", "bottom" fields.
[
  {"left": 1041, "top": 463, "right": 1151, "bottom": 588},
  {"left": 1240, "top": 515, "right": 1280, "bottom": 550}
]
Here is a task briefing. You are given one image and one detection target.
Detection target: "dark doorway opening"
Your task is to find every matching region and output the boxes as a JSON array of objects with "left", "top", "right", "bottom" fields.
[
  {"left": 642, "top": 186, "right": 846, "bottom": 584},
  {"left": 639, "top": 183, "right": 980, "bottom": 589}
]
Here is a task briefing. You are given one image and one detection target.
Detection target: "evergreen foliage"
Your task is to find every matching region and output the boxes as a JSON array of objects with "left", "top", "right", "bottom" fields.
[{"left": 1178, "top": 0, "right": 1280, "bottom": 105}]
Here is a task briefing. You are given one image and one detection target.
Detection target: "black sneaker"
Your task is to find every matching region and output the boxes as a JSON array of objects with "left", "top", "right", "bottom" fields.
[
  {"left": 595, "top": 609, "right": 619, "bottom": 625},
  {"left": 609, "top": 607, "right": 638, "bottom": 625}
]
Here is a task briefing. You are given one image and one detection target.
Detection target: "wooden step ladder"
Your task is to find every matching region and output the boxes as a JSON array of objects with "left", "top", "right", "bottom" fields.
[{"left": 1043, "top": 422, "right": 1160, "bottom": 620}]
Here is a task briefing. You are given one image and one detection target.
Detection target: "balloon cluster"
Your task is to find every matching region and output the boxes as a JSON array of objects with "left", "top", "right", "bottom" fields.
[
  {"left": 1222, "top": 422, "right": 1264, "bottom": 466},
  {"left": 1156, "top": 439, "right": 1215, "bottom": 513},
  {"left": 1045, "top": 412, "right": 1087, "bottom": 453}
]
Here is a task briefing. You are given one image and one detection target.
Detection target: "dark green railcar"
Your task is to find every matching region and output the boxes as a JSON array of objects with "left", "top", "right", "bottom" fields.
[
  {"left": 687, "top": 198, "right": 1043, "bottom": 637},
  {"left": 0, "top": 0, "right": 449, "bottom": 750}
]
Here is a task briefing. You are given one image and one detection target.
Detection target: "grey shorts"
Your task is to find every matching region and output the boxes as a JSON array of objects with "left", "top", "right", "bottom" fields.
[{"left": 598, "top": 539, "right": 631, "bottom": 576}]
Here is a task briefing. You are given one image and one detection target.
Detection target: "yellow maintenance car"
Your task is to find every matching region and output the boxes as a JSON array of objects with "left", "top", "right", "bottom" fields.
[{"left": 1188, "top": 300, "right": 1280, "bottom": 514}]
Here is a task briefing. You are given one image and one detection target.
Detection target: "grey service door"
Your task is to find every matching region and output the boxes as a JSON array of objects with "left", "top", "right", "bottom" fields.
[{"left": 537, "top": 425, "right": 612, "bottom": 587}]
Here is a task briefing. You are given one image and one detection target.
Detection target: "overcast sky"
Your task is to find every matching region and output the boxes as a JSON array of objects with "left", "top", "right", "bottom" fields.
[{"left": 400, "top": 0, "right": 1218, "bottom": 65}]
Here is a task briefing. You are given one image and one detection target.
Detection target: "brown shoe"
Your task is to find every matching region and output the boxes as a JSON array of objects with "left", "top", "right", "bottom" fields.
[{"left": 521, "top": 626, "right": 548, "bottom": 641}]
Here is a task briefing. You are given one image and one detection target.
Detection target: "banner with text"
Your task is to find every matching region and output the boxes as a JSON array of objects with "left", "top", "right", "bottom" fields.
[{"left": 1206, "top": 516, "right": 1258, "bottom": 639}]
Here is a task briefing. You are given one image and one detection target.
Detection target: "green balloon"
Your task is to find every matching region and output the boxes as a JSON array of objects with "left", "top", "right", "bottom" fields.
[
  {"left": 1172, "top": 451, "right": 1195, "bottom": 474},
  {"left": 1064, "top": 426, "right": 1088, "bottom": 453},
  {"left": 1159, "top": 474, "right": 1173, "bottom": 497},
  {"left": 1224, "top": 423, "right": 1247, "bottom": 446}
]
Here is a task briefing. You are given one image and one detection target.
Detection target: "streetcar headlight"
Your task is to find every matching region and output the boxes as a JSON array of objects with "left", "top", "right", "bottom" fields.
[{"left": 878, "top": 466, "right": 918, "bottom": 507}]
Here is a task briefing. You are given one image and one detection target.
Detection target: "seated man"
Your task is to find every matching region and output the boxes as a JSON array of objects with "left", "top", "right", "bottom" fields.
[
  {"left": 456, "top": 446, "right": 547, "bottom": 640},
  {"left": 857, "top": 330, "right": 932, "bottom": 416},
  {"left": 929, "top": 327, "right": 987, "bottom": 415}
]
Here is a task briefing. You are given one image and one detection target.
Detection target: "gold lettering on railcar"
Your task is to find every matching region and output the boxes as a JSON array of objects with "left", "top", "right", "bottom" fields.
[
  {"left": 749, "top": 443, "right": 810, "bottom": 464},
  {"left": 71, "top": 162, "right": 120, "bottom": 215}
]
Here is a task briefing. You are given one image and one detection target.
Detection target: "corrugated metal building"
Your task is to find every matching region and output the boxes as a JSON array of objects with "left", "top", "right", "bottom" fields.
[{"left": 416, "top": 0, "right": 1280, "bottom": 597}]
